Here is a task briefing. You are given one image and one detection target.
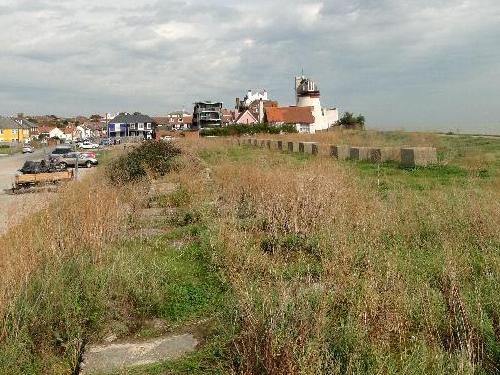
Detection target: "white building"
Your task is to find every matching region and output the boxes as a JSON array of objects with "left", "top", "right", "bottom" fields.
[
  {"left": 294, "top": 76, "right": 338, "bottom": 134},
  {"left": 242, "top": 89, "right": 268, "bottom": 107}
]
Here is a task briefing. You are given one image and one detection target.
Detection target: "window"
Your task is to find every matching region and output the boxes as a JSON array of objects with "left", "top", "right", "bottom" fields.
[
  {"left": 130, "top": 123, "right": 136, "bottom": 130},
  {"left": 13, "top": 129, "right": 18, "bottom": 134},
  {"left": 0, "top": 129, "right": 3, "bottom": 134},
  {"left": 138, "top": 123, "right": 144, "bottom": 130},
  {"left": 299, "top": 124, "right": 310, "bottom": 133},
  {"left": 146, "top": 123, "right": 151, "bottom": 129}
]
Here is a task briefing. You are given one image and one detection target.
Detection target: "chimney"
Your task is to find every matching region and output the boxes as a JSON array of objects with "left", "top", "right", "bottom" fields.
[
  {"left": 236, "top": 97, "right": 240, "bottom": 110},
  {"left": 259, "top": 99, "right": 264, "bottom": 123}
]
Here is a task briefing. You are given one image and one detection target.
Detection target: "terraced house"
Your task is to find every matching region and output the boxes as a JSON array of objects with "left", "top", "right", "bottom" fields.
[
  {"left": 0, "top": 116, "right": 29, "bottom": 144},
  {"left": 107, "top": 112, "right": 157, "bottom": 139}
]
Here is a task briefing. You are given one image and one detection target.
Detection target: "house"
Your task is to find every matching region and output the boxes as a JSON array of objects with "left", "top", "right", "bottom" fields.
[
  {"left": 236, "top": 90, "right": 269, "bottom": 109},
  {"left": 235, "top": 90, "right": 278, "bottom": 123},
  {"left": 264, "top": 106, "right": 315, "bottom": 133},
  {"left": 107, "top": 112, "right": 157, "bottom": 139},
  {"left": 0, "top": 116, "right": 27, "bottom": 144},
  {"left": 223, "top": 109, "right": 239, "bottom": 126},
  {"left": 49, "top": 127, "right": 65, "bottom": 140},
  {"left": 192, "top": 102, "right": 223, "bottom": 129},
  {"left": 235, "top": 109, "right": 258, "bottom": 125},
  {"left": 158, "top": 113, "right": 193, "bottom": 131},
  {"left": 14, "top": 117, "right": 38, "bottom": 140}
]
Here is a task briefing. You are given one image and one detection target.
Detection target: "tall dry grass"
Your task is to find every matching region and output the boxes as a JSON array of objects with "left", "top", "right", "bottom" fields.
[
  {"left": 0, "top": 169, "right": 143, "bottom": 334},
  {"left": 184, "top": 139, "right": 500, "bottom": 373}
]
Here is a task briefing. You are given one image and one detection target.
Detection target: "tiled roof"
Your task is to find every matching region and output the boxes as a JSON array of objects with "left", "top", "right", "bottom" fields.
[
  {"left": 0, "top": 116, "right": 22, "bottom": 130},
  {"left": 265, "top": 106, "right": 314, "bottom": 124},
  {"left": 110, "top": 113, "right": 156, "bottom": 124},
  {"left": 37, "top": 125, "right": 56, "bottom": 133}
]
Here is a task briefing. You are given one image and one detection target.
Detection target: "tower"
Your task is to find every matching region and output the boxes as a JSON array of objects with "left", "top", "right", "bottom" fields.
[{"left": 295, "top": 75, "right": 325, "bottom": 132}]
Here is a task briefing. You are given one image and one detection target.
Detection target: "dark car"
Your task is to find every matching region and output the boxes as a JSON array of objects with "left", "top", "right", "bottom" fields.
[{"left": 19, "top": 160, "right": 61, "bottom": 174}]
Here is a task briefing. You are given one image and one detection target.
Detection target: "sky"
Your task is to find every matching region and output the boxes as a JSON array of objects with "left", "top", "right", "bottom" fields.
[{"left": 0, "top": 0, "right": 499, "bottom": 133}]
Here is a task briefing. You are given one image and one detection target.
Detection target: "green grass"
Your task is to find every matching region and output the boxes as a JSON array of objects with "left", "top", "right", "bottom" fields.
[
  {"left": 0, "top": 145, "right": 21, "bottom": 155},
  {"left": 0, "top": 227, "right": 227, "bottom": 374},
  {"left": 349, "top": 161, "right": 473, "bottom": 191}
]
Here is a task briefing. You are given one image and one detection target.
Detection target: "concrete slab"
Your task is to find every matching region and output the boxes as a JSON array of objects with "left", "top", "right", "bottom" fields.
[
  {"left": 80, "top": 334, "right": 198, "bottom": 374},
  {"left": 349, "top": 147, "right": 371, "bottom": 161},
  {"left": 330, "top": 145, "right": 350, "bottom": 160},
  {"left": 300, "top": 142, "right": 319, "bottom": 155},
  {"left": 369, "top": 147, "right": 401, "bottom": 163},
  {"left": 401, "top": 147, "right": 437, "bottom": 167}
]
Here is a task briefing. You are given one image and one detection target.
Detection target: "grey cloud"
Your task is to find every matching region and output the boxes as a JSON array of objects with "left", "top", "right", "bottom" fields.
[{"left": 0, "top": 0, "right": 499, "bottom": 132}]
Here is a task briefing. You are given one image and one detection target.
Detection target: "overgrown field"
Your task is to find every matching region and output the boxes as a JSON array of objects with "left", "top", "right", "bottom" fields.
[{"left": 0, "top": 133, "right": 499, "bottom": 374}]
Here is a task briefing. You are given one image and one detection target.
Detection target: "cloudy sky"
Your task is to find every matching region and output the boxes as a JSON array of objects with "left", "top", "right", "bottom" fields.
[{"left": 0, "top": 0, "right": 499, "bottom": 133}]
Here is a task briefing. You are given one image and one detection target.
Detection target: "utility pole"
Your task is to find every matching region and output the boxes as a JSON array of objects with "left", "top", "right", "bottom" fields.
[{"left": 73, "top": 143, "right": 79, "bottom": 181}]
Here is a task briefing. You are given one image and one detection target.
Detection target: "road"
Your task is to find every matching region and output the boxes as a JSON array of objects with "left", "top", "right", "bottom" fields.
[{"left": 0, "top": 148, "right": 56, "bottom": 235}]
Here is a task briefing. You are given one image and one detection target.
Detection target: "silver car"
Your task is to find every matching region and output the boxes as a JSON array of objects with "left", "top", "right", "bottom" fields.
[{"left": 57, "top": 152, "right": 98, "bottom": 169}]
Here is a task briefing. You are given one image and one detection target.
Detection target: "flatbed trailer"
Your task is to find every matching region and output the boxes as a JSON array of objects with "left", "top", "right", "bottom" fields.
[{"left": 13, "top": 170, "right": 74, "bottom": 191}]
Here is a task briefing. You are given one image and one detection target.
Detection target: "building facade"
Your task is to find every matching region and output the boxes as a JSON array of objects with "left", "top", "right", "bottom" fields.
[
  {"left": 107, "top": 113, "right": 157, "bottom": 139},
  {"left": 192, "top": 102, "right": 223, "bottom": 129},
  {"left": 0, "top": 117, "right": 28, "bottom": 143},
  {"left": 294, "top": 75, "right": 338, "bottom": 133}
]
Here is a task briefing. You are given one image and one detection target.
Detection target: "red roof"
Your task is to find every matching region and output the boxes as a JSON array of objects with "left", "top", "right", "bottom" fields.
[
  {"left": 37, "top": 125, "right": 56, "bottom": 134},
  {"left": 265, "top": 106, "right": 314, "bottom": 124}
]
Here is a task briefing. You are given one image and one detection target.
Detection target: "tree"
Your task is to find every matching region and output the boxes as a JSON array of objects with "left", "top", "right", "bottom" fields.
[{"left": 336, "top": 112, "right": 365, "bottom": 129}]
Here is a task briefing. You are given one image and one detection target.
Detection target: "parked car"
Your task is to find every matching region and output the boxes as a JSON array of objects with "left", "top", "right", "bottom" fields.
[
  {"left": 79, "top": 152, "right": 96, "bottom": 159},
  {"left": 56, "top": 152, "right": 98, "bottom": 168},
  {"left": 19, "top": 160, "right": 62, "bottom": 174},
  {"left": 79, "top": 140, "right": 99, "bottom": 149},
  {"left": 22, "top": 145, "right": 34, "bottom": 153},
  {"left": 50, "top": 146, "right": 73, "bottom": 160},
  {"left": 99, "top": 138, "right": 112, "bottom": 146}
]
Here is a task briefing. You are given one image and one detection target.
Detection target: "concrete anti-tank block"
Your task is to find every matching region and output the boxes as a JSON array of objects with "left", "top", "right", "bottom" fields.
[
  {"left": 265, "top": 140, "right": 272, "bottom": 149},
  {"left": 349, "top": 147, "right": 371, "bottom": 161},
  {"left": 270, "top": 140, "right": 282, "bottom": 150},
  {"left": 287, "top": 141, "right": 294, "bottom": 152},
  {"left": 401, "top": 147, "right": 438, "bottom": 167},
  {"left": 369, "top": 147, "right": 401, "bottom": 162},
  {"left": 330, "top": 145, "right": 350, "bottom": 160},
  {"left": 293, "top": 142, "right": 301, "bottom": 153},
  {"left": 300, "top": 142, "right": 319, "bottom": 155}
]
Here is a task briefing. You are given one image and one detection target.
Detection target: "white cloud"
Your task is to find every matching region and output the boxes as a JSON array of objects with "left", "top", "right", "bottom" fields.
[{"left": 0, "top": 0, "right": 499, "bottom": 131}]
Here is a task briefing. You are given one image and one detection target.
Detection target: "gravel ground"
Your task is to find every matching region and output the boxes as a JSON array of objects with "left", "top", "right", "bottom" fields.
[{"left": 0, "top": 148, "right": 91, "bottom": 235}]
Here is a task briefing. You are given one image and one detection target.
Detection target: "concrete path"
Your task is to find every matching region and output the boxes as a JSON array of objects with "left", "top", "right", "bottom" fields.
[{"left": 80, "top": 334, "right": 198, "bottom": 374}]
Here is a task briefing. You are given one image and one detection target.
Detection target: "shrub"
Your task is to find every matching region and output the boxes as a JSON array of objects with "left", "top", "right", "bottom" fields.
[
  {"left": 200, "top": 123, "right": 297, "bottom": 137},
  {"left": 106, "top": 141, "right": 181, "bottom": 183}
]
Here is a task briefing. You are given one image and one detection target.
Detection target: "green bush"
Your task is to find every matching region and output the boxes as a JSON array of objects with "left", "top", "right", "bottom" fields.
[
  {"left": 200, "top": 123, "right": 297, "bottom": 137},
  {"left": 106, "top": 141, "right": 181, "bottom": 183}
]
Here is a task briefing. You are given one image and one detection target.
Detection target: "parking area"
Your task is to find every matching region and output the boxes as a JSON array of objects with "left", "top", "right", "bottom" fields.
[{"left": 0, "top": 148, "right": 93, "bottom": 235}]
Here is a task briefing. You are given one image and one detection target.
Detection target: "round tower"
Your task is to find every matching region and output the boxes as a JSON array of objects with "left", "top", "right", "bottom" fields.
[{"left": 295, "top": 76, "right": 324, "bottom": 130}]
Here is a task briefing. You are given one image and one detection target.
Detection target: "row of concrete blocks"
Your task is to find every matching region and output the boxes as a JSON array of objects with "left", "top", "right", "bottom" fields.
[
  {"left": 233, "top": 138, "right": 437, "bottom": 167},
  {"left": 236, "top": 138, "right": 319, "bottom": 155},
  {"left": 331, "top": 145, "right": 438, "bottom": 166}
]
